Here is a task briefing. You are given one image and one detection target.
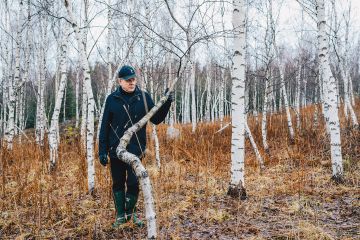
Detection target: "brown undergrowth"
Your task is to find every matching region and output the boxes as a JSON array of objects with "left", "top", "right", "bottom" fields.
[{"left": 0, "top": 102, "right": 359, "bottom": 239}]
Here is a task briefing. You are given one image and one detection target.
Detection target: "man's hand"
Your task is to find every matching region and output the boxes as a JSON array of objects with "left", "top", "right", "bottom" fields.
[
  {"left": 99, "top": 154, "right": 108, "bottom": 166},
  {"left": 165, "top": 88, "right": 175, "bottom": 102}
]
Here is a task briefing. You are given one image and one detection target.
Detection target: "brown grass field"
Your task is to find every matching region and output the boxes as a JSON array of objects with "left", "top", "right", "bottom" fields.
[{"left": 0, "top": 103, "right": 359, "bottom": 239}]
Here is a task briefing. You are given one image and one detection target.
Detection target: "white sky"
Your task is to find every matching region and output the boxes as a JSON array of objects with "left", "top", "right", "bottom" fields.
[
  {"left": 2, "top": 0, "right": 359, "bottom": 76},
  {"left": 80, "top": 0, "right": 360, "bottom": 66}
]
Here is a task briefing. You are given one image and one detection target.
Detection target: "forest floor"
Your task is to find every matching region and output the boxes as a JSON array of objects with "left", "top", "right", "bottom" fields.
[{"left": 0, "top": 105, "right": 359, "bottom": 239}]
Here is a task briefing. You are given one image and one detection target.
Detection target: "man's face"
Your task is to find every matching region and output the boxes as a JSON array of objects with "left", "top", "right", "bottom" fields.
[{"left": 119, "top": 77, "right": 137, "bottom": 93}]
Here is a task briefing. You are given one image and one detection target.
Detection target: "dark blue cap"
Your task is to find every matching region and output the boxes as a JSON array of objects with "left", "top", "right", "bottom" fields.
[{"left": 118, "top": 65, "right": 137, "bottom": 80}]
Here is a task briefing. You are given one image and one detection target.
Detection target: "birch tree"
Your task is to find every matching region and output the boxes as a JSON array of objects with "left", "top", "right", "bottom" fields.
[
  {"left": 64, "top": 0, "right": 96, "bottom": 193},
  {"left": 270, "top": 0, "right": 295, "bottom": 143},
  {"left": 3, "top": 0, "right": 16, "bottom": 150},
  {"left": 35, "top": 14, "right": 47, "bottom": 147},
  {"left": 316, "top": 0, "right": 344, "bottom": 181},
  {"left": 228, "top": 0, "right": 247, "bottom": 200},
  {"left": 49, "top": 29, "right": 68, "bottom": 169}
]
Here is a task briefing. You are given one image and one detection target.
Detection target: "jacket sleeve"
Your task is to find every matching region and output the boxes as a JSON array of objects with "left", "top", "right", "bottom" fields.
[
  {"left": 148, "top": 93, "right": 172, "bottom": 125},
  {"left": 98, "top": 96, "right": 112, "bottom": 156}
]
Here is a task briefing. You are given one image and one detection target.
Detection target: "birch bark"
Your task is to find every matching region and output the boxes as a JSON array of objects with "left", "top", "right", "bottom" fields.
[
  {"left": 228, "top": 0, "right": 247, "bottom": 200},
  {"left": 4, "top": 1, "right": 19, "bottom": 150},
  {"left": 49, "top": 30, "right": 68, "bottom": 168},
  {"left": 261, "top": 72, "right": 270, "bottom": 153},
  {"left": 75, "top": 69, "right": 80, "bottom": 128},
  {"left": 35, "top": 16, "right": 47, "bottom": 147},
  {"left": 295, "top": 65, "right": 301, "bottom": 130},
  {"left": 316, "top": 0, "right": 344, "bottom": 181},
  {"left": 65, "top": 0, "right": 96, "bottom": 192},
  {"left": 205, "top": 69, "right": 211, "bottom": 122}
]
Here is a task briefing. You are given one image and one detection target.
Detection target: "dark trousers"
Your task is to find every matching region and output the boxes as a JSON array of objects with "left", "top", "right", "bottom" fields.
[{"left": 110, "top": 157, "right": 139, "bottom": 196}]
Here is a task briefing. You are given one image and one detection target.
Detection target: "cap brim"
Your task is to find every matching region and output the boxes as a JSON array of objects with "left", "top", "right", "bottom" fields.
[{"left": 122, "top": 74, "right": 137, "bottom": 80}]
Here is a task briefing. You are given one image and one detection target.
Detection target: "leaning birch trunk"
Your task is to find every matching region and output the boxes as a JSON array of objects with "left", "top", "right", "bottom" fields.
[
  {"left": 316, "top": 0, "right": 343, "bottom": 181},
  {"left": 116, "top": 79, "right": 177, "bottom": 239},
  {"left": 49, "top": 33, "right": 68, "bottom": 169},
  {"left": 228, "top": 0, "right": 247, "bottom": 200},
  {"left": 65, "top": 0, "right": 96, "bottom": 193},
  {"left": 245, "top": 120, "right": 264, "bottom": 171}
]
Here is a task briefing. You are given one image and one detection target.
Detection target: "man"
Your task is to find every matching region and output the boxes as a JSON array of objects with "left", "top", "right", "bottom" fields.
[{"left": 98, "top": 65, "right": 173, "bottom": 227}]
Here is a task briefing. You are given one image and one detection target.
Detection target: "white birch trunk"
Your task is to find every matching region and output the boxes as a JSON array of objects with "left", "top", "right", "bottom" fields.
[
  {"left": 4, "top": 8, "right": 19, "bottom": 150},
  {"left": 262, "top": 73, "right": 270, "bottom": 153},
  {"left": 65, "top": 0, "right": 96, "bottom": 193},
  {"left": 183, "top": 77, "right": 190, "bottom": 123},
  {"left": 295, "top": 66, "right": 301, "bottom": 130},
  {"left": 316, "top": 0, "right": 343, "bottom": 181},
  {"left": 186, "top": 30, "right": 197, "bottom": 132},
  {"left": 190, "top": 60, "right": 196, "bottom": 132},
  {"left": 18, "top": 0, "right": 29, "bottom": 140},
  {"left": 5, "top": 65, "right": 15, "bottom": 150},
  {"left": 205, "top": 69, "right": 211, "bottom": 122},
  {"left": 166, "top": 58, "right": 180, "bottom": 140},
  {"left": 75, "top": 69, "right": 80, "bottom": 128},
  {"left": 228, "top": 0, "right": 247, "bottom": 200},
  {"left": 49, "top": 32, "right": 68, "bottom": 168},
  {"left": 219, "top": 70, "right": 225, "bottom": 128},
  {"left": 81, "top": 80, "right": 87, "bottom": 147},
  {"left": 35, "top": 22, "right": 47, "bottom": 147}
]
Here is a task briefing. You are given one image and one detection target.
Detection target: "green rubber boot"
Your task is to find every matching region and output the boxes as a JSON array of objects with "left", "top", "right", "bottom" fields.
[
  {"left": 112, "top": 191, "right": 127, "bottom": 228},
  {"left": 125, "top": 193, "right": 144, "bottom": 227}
]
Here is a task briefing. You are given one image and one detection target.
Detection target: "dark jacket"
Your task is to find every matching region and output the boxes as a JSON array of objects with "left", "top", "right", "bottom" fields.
[{"left": 99, "top": 86, "right": 171, "bottom": 158}]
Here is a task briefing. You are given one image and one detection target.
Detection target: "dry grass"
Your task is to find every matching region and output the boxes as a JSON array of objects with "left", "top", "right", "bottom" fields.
[{"left": 0, "top": 102, "right": 359, "bottom": 239}]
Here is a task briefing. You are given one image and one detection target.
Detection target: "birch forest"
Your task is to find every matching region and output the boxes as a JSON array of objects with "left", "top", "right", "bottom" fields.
[{"left": 0, "top": 0, "right": 359, "bottom": 239}]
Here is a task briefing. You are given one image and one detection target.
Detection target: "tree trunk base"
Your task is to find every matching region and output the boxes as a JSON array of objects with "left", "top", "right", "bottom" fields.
[
  {"left": 331, "top": 174, "right": 344, "bottom": 184},
  {"left": 227, "top": 184, "right": 247, "bottom": 200}
]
